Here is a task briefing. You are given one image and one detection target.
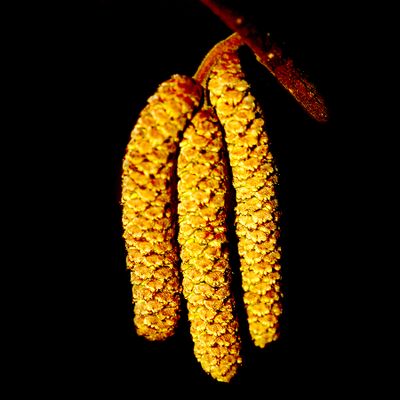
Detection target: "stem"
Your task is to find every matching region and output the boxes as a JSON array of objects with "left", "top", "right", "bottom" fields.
[
  {"left": 193, "top": 32, "right": 243, "bottom": 87},
  {"left": 199, "top": 0, "right": 328, "bottom": 122}
]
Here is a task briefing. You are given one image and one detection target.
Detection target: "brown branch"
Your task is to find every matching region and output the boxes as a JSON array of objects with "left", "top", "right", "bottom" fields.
[{"left": 199, "top": 0, "right": 328, "bottom": 122}]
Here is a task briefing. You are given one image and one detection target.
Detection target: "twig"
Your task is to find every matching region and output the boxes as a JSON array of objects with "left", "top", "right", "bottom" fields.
[{"left": 199, "top": 0, "right": 328, "bottom": 122}]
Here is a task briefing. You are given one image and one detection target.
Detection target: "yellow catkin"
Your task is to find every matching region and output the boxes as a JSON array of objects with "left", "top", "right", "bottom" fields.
[
  {"left": 121, "top": 75, "right": 203, "bottom": 341},
  {"left": 177, "top": 106, "right": 242, "bottom": 382},
  {"left": 207, "top": 50, "right": 283, "bottom": 348}
]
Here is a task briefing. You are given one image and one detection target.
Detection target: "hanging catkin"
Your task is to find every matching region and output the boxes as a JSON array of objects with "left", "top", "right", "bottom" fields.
[
  {"left": 207, "top": 49, "right": 283, "bottom": 348},
  {"left": 177, "top": 105, "right": 242, "bottom": 382},
  {"left": 121, "top": 74, "right": 203, "bottom": 340}
]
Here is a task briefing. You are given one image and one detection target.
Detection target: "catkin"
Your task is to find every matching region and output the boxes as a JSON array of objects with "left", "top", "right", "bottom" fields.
[
  {"left": 121, "top": 74, "right": 203, "bottom": 340},
  {"left": 177, "top": 106, "right": 242, "bottom": 382},
  {"left": 207, "top": 50, "right": 283, "bottom": 348}
]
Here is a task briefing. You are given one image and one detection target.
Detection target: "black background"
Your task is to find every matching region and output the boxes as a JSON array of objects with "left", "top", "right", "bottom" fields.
[{"left": 9, "top": 0, "right": 392, "bottom": 394}]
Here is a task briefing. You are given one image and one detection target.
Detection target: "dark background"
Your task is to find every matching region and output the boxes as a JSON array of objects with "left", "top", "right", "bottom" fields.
[{"left": 10, "top": 0, "right": 391, "bottom": 394}]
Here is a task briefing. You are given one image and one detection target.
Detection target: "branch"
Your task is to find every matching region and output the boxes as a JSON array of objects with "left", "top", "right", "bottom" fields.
[{"left": 199, "top": 0, "right": 328, "bottom": 122}]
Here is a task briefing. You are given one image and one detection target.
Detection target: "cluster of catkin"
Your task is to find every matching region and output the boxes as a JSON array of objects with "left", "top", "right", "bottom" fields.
[{"left": 121, "top": 40, "right": 282, "bottom": 383}]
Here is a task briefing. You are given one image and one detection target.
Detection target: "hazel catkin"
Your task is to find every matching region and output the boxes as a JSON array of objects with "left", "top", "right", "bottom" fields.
[
  {"left": 121, "top": 36, "right": 286, "bottom": 381},
  {"left": 207, "top": 49, "right": 283, "bottom": 348},
  {"left": 177, "top": 105, "right": 242, "bottom": 382},
  {"left": 121, "top": 74, "right": 203, "bottom": 341}
]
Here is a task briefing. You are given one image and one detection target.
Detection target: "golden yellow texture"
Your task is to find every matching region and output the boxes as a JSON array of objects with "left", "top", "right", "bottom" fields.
[
  {"left": 121, "top": 75, "right": 203, "bottom": 340},
  {"left": 207, "top": 51, "right": 283, "bottom": 348},
  {"left": 177, "top": 106, "right": 242, "bottom": 382}
]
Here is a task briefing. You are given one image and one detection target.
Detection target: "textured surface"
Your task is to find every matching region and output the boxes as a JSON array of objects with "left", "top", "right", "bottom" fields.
[
  {"left": 121, "top": 75, "right": 203, "bottom": 340},
  {"left": 208, "top": 51, "right": 283, "bottom": 348},
  {"left": 177, "top": 106, "right": 242, "bottom": 382}
]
